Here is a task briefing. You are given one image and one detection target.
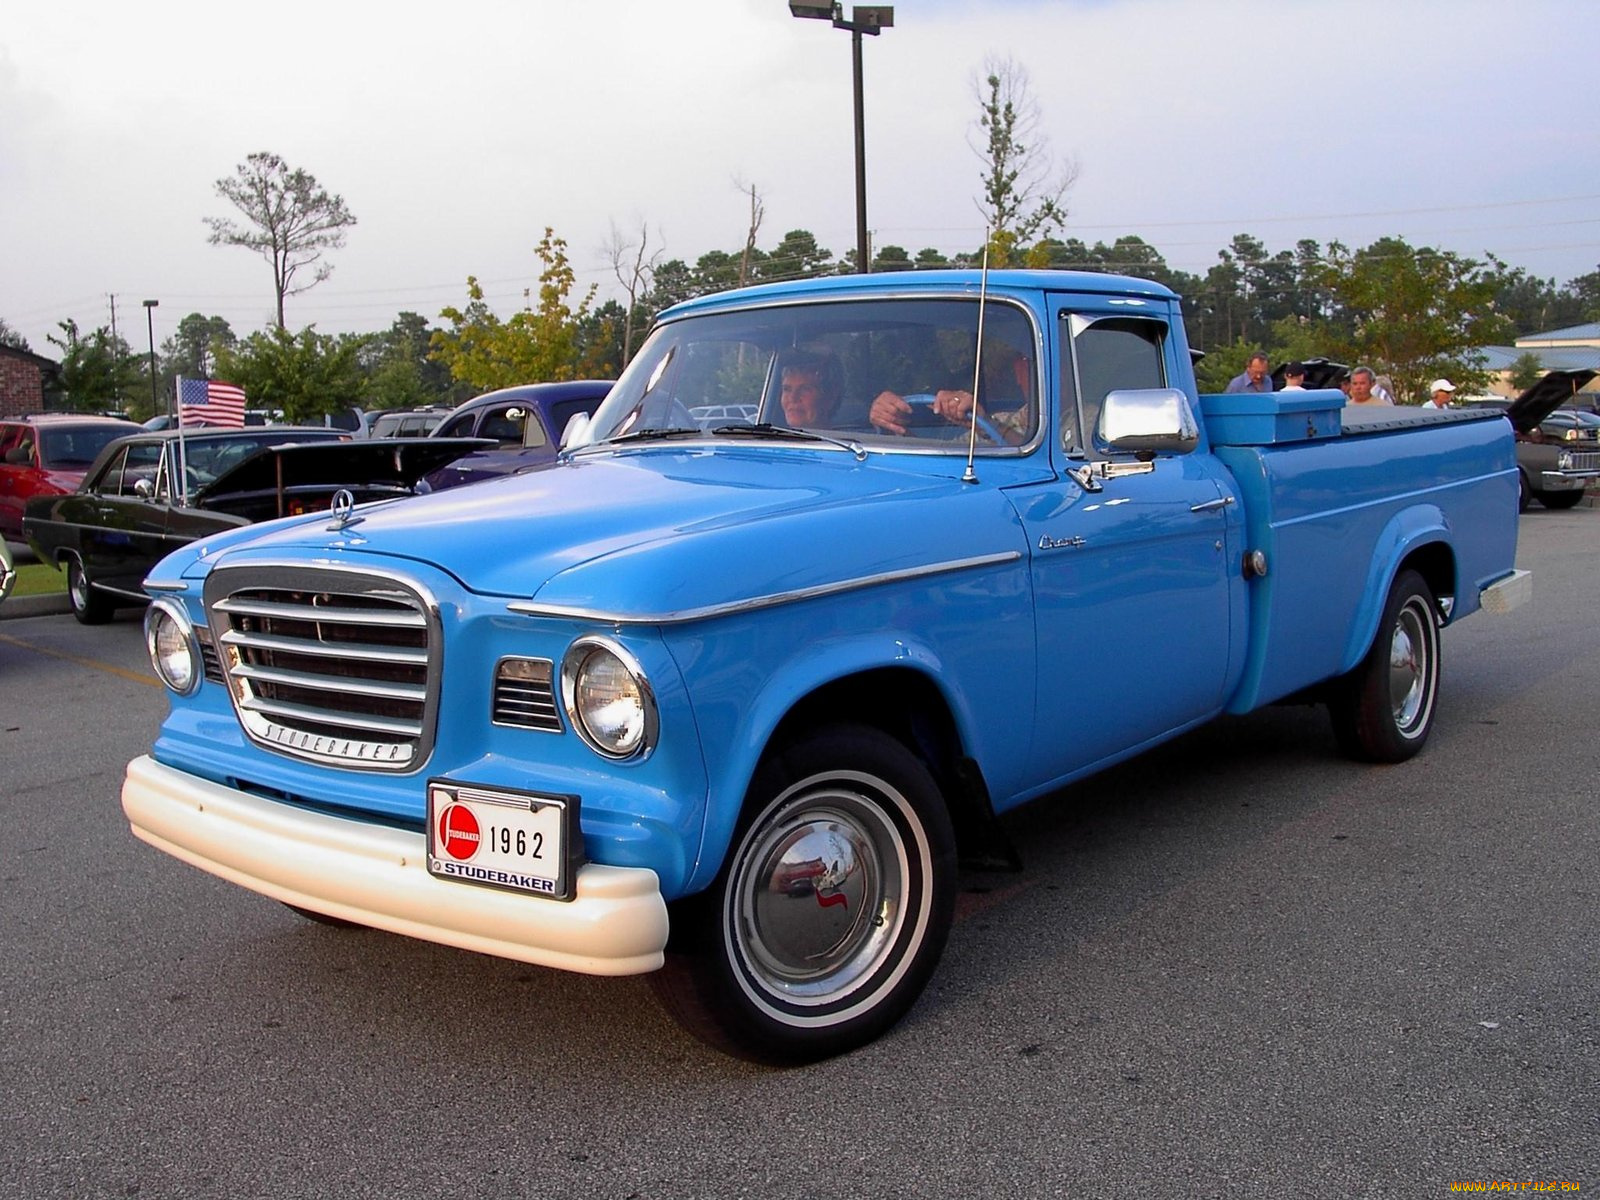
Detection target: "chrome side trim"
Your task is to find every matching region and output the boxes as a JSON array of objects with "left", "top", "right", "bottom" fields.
[
  {"left": 144, "top": 580, "right": 189, "bottom": 593},
  {"left": 506, "top": 550, "right": 1024, "bottom": 625}
]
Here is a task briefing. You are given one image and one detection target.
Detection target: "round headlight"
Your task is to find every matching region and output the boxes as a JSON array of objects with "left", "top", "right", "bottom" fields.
[
  {"left": 144, "top": 598, "right": 202, "bottom": 696},
  {"left": 561, "top": 638, "right": 657, "bottom": 760}
]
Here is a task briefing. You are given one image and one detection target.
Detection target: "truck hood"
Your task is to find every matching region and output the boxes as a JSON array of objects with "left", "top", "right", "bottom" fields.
[
  {"left": 206, "top": 447, "right": 1027, "bottom": 616},
  {"left": 193, "top": 437, "right": 493, "bottom": 502}
]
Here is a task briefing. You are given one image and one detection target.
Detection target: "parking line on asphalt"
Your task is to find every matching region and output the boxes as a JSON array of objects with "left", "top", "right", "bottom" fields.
[{"left": 0, "top": 631, "right": 160, "bottom": 688}]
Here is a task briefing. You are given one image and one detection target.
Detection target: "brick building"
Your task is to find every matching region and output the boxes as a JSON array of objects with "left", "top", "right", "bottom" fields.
[{"left": 0, "top": 344, "right": 59, "bottom": 418}]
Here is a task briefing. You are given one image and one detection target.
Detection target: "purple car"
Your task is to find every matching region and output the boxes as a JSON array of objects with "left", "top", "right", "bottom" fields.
[{"left": 422, "top": 381, "right": 612, "bottom": 491}]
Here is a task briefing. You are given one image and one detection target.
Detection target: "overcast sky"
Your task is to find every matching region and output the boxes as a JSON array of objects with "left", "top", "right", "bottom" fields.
[{"left": 3, "top": 0, "right": 1597, "bottom": 359}]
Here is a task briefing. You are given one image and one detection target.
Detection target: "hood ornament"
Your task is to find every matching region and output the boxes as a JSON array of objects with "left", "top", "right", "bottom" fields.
[{"left": 326, "top": 489, "right": 362, "bottom": 532}]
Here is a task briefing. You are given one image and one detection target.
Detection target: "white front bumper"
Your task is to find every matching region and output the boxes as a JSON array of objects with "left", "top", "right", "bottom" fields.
[{"left": 122, "top": 754, "right": 669, "bottom": 976}]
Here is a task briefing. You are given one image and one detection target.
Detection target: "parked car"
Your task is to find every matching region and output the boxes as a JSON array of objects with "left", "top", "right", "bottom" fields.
[
  {"left": 1502, "top": 369, "right": 1600, "bottom": 510},
  {"left": 0, "top": 414, "right": 137, "bottom": 540},
  {"left": 369, "top": 406, "right": 453, "bottom": 439},
  {"left": 422, "top": 381, "right": 612, "bottom": 490},
  {"left": 0, "top": 538, "right": 14, "bottom": 605},
  {"left": 1269, "top": 357, "right": 1348, "bottom": 390},
  {"left": 23, "top": 428, "right": 490, "bottom": 624}
]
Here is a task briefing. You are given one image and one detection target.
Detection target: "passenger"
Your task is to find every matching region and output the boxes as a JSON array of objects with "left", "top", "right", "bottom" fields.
[
  {"left": 776, "top": 352, "right": 842, "bottom": 427},
  {"left": 1279, "top": 362, "right": 1308, "bottom": 392},
  {"left": 867, "top": 344, "right": 1033, "bottom": 445},
  {"left": 1425, "top": 379, "right": 1456, "bottom": 409},
  {"left": 1346, "top": 367, "right": 1394, "bottom": 407},
  {"left": 1225, "top": 352, "right": 1273, "bottom": 394}
]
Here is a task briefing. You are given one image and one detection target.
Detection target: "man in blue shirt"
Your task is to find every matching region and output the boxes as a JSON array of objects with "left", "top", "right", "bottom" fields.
[{"left": 1225, "top": 352, "right": 1272, "bottom": 393}]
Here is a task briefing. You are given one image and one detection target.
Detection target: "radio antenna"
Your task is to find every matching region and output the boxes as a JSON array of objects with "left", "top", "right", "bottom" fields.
[{"left": 962, "top": 238, "right": 991, "bottom": 485}]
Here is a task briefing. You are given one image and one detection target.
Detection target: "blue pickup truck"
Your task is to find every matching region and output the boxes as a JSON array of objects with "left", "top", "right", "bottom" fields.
[{"left": 125, "top": 270, "right": 1527, "bottom": 1063}]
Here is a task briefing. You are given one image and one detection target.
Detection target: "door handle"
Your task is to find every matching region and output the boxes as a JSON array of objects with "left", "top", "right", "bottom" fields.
[{"left": 1189, "top": 496, "right": 1235, "bottom": 513}]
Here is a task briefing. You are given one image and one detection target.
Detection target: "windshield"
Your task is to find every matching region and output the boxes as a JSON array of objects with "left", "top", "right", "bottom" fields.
[
  {"left": 177, "top": 432, "right": 339, "bottom": 490},
  {"left": 38, "top": 425, "right": 128, "bottom": 470},
  {"left": 577, "top": 297, "right": 1040, "bottom": 451}
]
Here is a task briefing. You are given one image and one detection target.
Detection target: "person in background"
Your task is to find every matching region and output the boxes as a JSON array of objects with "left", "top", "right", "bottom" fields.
[
  {"left": 1374, "top": 374, "right": 1398, "bottom": 405},
  {"left": 1425, "top": 379, "right": 1456, "bottom": 409},
  {"left": 1279, "top": 362, "right": 1308, "bottom": 391},
  {"left": 1225, "top": 352, "right": 1272, "bottom": 394},
  {"left": 1346, "top": 366, "right": 1394, "bottom": 407},
  {"left": 1337, "top": 370, "right": 1353, "bottom": 402}
]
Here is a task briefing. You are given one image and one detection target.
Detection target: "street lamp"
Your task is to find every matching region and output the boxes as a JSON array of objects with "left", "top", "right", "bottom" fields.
[
  {"left": 789, "top": 3, "right": 894, "bottom": 274},
  {"left": 142, "top": 300, "right": 160, "bottom": 419}
]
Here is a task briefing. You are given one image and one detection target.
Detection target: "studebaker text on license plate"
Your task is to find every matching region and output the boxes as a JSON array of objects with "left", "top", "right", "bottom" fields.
[{"left": 426, "top": 781, "right": 575, "bottom": 901}]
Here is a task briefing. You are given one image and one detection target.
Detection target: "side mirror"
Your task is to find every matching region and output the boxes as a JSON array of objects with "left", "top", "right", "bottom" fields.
[
  {"left": 133, "top": 477, "right": 155, "bottom": 500},
  {"left": 1098, "top": 388, "right": 1200, "bottom": 456},
  {"left": 559, "top": 412, "right": 592, "bottom": 450}
]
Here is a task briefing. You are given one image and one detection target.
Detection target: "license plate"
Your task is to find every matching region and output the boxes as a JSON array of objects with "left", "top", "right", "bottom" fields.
[{"left": 426, "top": 781, "right": 578, "bottom": 901}]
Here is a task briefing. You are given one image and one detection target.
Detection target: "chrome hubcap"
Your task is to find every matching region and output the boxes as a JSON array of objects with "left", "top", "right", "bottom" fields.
[
  {"left": 1388, "top": 598, "right": 1433, "bottom": 735},
  {"left": 729, "top": 782, "right": 909, "bottom": 1009}
]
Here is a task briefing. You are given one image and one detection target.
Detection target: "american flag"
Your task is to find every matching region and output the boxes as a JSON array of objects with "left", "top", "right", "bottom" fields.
[{"left": 178, "top": 378, "right": 248, "bottom": 428}]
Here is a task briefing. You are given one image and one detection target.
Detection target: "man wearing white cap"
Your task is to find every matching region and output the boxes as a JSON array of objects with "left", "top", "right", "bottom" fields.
[{"left": 1426, "top": 379, "right": 1456, "bottom": 409}]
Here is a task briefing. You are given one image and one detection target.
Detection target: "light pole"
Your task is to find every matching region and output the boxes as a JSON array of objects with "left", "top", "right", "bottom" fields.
[
  {"left": 142, "top": 300, "right": 160, "bottom": 419},
  {"left": 789, "top": 3, "right": 893, "bottom": 274}
]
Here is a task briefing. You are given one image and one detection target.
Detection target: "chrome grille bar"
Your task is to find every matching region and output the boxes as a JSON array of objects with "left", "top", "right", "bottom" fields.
[{"left": 205, "top": 565, "right": 441, "bottom": 773}]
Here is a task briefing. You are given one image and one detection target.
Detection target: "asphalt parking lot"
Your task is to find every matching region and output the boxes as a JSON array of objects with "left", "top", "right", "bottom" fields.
[{"left": 1, "top": 510, "right": 1595, "bottom": 1199}]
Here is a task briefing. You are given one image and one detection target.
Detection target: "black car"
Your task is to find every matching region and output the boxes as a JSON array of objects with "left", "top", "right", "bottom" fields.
[
  {"left": 23, "top": 428, "right": 488, "bottom": 623},
  {"left": 1501, "top": 369, "right": 1600, "bottom": 510}
]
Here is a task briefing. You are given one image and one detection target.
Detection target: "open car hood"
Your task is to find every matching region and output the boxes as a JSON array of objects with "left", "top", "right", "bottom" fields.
[
  {"left": 1270, "top": 357, "right": 1348, "bottom": 391},
  {"left": 1504, "top": 369, "right": 1598, "bottom": 433},
  {"left": 192, "top": 437, "right": 493, "bottom": 502}
]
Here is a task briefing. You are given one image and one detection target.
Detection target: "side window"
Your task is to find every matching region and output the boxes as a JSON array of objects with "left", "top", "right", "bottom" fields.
[
  {"left": 437, "top": 413, "right": 475, "bottom": 439},
  {"left": 94, "top": 447, "right": 130, "bottom": 495},
  {"left": 1061, "top": 315, "right": 1167, "bottom": 455},
  {"left": 0, "top": 425, "right": 23, "bottom": 463},
  {"left": 121, "top": 443, "right": 165, "bottom": 496},
  {"left": 478, "top": 405, "right": 527, "bottom": 446}
]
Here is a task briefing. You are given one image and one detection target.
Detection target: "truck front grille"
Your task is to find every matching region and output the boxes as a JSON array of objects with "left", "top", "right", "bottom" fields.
[
  {"left": 1567, "top": 451, "right": 1600, "bottom": 472},
  {"left": 203, "top": 565, "right": 441, "bottom": 772}
]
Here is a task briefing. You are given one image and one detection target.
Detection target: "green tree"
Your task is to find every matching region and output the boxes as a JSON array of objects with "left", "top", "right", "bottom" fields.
[
  {"left": 760, "top": 230, "right": 834, "bottom": 281},
  {"left": 1315, "top": 237, "right": 1510, "bottom": 403},
  {"left": 162, "top": 313, "right": 237, "bottom": 384},
  {"left": 214, "top": 325, "right": 364, "bottom": 422},
  {"left": 431, "top": 228, "right": 597, "bottom": 392},
  {"left": 0, "top": 318, "right": 30, "bottom": 352},
  {"left": 46, "top": 319, "right": 145, "bottom": 414},
  {"left": 971, "top": 56, "right": 1077, "bottom": 266},
  {"left": 206, "top": 151, "right": 357, "bottom": 329},
  {"left": 1509, "top": 351, "right": 1545, "bottom": 392}
]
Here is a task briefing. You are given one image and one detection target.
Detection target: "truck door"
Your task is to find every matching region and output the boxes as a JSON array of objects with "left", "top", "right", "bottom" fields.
[{"left": 1016, "top": 304, "right": 1239, "bottom": 780}]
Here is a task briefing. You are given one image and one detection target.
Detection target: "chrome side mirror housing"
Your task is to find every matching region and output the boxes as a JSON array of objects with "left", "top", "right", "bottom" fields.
[{"left": 1099, "top": 388, "right": 1201, "bottom": 456}]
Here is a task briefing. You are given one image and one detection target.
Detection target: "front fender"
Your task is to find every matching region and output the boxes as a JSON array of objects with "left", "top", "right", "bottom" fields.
[{"left": 675, "top": 629, "right": 991, "bottom": 897}]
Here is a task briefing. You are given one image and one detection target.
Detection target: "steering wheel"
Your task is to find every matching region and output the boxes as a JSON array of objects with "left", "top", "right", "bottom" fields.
[{"left": 901, "top": 394, "right": 1006, "bottom": 446}]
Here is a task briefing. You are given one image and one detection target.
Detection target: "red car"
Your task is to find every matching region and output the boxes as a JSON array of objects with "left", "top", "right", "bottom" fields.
[{"left": 0, "top": 415, "right": 136, "bottom": 540}]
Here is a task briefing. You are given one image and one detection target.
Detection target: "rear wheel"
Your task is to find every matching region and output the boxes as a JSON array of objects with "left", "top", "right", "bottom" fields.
[
  {"left": 1539, "top": 490, "right": 1584, "bottom": 510},
  {"left": 1517, "top": 471, "right": 1531, "bottom": 513},
  {"left": 65, "top": 557, "right": 113, "bottom": 625},
  {"left": 1328, "top": 570, "right": 1440, "bottom": 763},
  {"left": 652, "top": 725, "right": 956, "bottom": 1064}
]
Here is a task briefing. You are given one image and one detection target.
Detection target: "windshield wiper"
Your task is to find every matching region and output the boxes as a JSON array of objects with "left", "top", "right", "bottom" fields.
[
  {"left": 712, "top": 423, "right": 868, "bottom": 461},
  {"left": 591, "top": 426, "right": 703, "bottom": 447}
]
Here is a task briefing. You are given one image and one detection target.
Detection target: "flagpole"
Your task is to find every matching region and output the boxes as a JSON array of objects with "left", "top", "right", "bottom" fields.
[{"left": 175, "top": 376, "right": 189, "bottom": 507}]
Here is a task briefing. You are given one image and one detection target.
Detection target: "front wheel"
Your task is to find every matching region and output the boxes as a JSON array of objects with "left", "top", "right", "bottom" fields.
[
  {"left": 1539, "top": 490, "right": 1585, "bottom": 510},
  {"left": 1328, "top": 570, "right": 1440, "bottom": 763},
  {"left": 66, "top": 557, "right": 113, "bottom": 625},
  {"left": 652, "top": 725, "right": 956, "bottom": 1064}
]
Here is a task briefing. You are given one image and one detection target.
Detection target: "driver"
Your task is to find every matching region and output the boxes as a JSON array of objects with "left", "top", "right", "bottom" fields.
[{"left": 867, "top": 343, "right": 1034, "bottom": 445}]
